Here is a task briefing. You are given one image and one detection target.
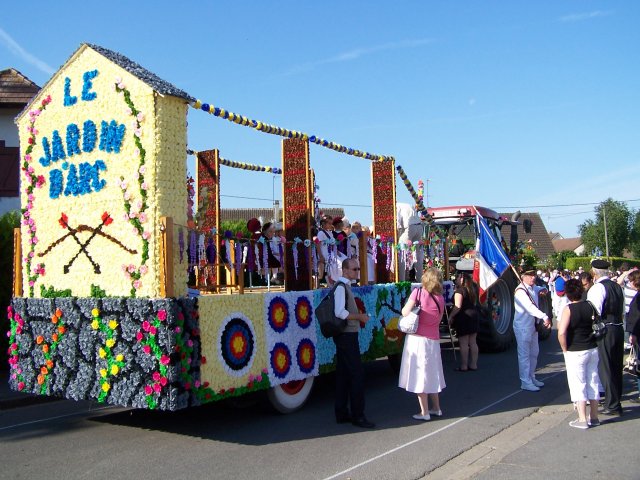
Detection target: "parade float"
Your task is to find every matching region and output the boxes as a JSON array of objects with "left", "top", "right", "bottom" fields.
[
  {"left": 8, "top": 43, "right": 534, "bottom": 412},
  {"left": 9, "top": 43, "right": 452, "bottom": 412}
]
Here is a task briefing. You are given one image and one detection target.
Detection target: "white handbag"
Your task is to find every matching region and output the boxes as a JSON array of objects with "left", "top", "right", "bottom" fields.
[{"left": 399, "top": 289, "right": 422, "bottom": 334}]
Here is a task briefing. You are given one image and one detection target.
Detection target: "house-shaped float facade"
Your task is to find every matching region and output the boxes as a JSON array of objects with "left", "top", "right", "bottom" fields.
[{"left": 15, "top": 43, "right": 191, "bottom": 298}]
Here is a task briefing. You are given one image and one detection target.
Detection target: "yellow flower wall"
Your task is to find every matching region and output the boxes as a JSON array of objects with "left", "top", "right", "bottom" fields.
[
  {"left": 154, "top": 96, "right": 188, "bottom": 296},
  {"left": 198, "top": 294, "right": 268, "bottom": 393}
]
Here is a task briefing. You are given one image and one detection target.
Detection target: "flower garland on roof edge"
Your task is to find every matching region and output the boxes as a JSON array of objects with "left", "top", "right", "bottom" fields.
[{"left": 190, "top": 100, "right": 394, "bottom": 162}]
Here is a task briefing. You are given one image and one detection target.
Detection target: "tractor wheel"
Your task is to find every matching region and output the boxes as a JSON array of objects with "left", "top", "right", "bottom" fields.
[{"left": 477, "top": 271, "right": 518, "bottom": 352}]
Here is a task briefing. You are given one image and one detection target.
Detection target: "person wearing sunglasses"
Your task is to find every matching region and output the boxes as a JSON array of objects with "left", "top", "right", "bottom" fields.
[{"left": 332, "top": 258, "right": 374, "bottom": 428}]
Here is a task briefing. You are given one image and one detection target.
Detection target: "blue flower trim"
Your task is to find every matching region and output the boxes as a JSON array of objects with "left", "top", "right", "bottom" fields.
[
  {"left": 81, "top": 70, "right": 98, "bottom": 101},
  {"left": 63, "top": 77, "right": 77, "bottom": 107}
]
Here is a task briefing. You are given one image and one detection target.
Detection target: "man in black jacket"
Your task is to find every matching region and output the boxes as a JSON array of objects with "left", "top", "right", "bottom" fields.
[{"left": 587, "top": 259, "right": 625, "bottom": 416}]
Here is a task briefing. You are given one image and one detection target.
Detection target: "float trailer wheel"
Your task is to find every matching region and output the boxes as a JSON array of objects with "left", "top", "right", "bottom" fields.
[{"left": 268, "top": 376, "right": 315, "bottom": 414}]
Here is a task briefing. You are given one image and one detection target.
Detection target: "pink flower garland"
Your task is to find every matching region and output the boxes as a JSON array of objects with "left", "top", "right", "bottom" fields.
[{"left": 21, "top": 94, "right": 52, "bottom": 296}]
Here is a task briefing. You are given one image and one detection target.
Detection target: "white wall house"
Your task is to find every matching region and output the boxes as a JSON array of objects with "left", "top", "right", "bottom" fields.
[{"left": 0, "top": 68, "right": 40, "bottom": 215}]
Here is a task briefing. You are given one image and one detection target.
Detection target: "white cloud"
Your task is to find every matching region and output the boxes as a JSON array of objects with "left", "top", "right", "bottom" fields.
[
  {"left": 557, "top": 10, "right": 613, "bottom": 23},
  {"left": 281, "top": 38, "right": 433, "bottom": 76},
  {"left": 0, "top": 26, "right": 55, "bottom": 75}
]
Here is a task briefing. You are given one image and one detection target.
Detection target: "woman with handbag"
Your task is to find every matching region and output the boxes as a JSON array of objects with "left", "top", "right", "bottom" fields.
[
  {"left": 557, "top": 279, "right": 601, "bottom": 429},
  {"left": 448, "top": 273, "right": 480, "bottom": 372},
  {"left": 398, "top": 267, "right": 446, "bottom": 421}
]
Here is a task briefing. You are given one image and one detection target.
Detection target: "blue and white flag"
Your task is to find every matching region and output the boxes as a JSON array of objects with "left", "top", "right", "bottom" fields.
[{"left": 473, "top": 214, "right": 511, "bottom": 300}]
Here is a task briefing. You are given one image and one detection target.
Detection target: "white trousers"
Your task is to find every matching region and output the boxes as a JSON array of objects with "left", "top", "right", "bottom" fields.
[
  {"left": 514, "top": 324, "right": 539, "bottom": 384},
  {"left": 563, "top": 349, "right": 600, "bottom": 402}
]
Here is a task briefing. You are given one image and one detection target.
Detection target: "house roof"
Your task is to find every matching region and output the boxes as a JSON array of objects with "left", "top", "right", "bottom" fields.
[
  {"left": 452, "top": 211, "right": 556, "bottom": 261},
  {"left": 548, "top": 231, "right": 563, "bottom": 241},
  {"left": 0, "top": 68, "right": 40, "bottom": 106},
  {"left": 220, "top": 207, "right": 345, "bottom": 225},
  {"left": 85, "top": 44, "right": 193, "bottom": 101},
  {"left": 17, "top": 43, "right": 193, "bottom": 122},
  {"left": 552, "top": 237, "right": 583, "bottom": 252},
  {"left": 499, "top": 212, "right": 556, "bottom": 261}
]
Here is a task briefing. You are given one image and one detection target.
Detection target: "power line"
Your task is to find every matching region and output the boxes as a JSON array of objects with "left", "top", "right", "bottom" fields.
[
  {"left": 490, "top": 198, "right": 640, "bottom": 209},
  {"left": 221, "top": 194, "right": 273, "bottom": 202},
  {"left": 320, "top": 202, "right": 372, "bottom": 208}
]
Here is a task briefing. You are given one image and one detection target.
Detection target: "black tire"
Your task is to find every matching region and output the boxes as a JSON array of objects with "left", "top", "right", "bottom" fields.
[
  {"left": 267, "top": 376, "right": 315, "bottom": 414},
  {"left": 537, "top": 292, "right": 553, "bottom": 341},
  {"left": 477, "top": 270, "right": 518, "bottom": 352}
]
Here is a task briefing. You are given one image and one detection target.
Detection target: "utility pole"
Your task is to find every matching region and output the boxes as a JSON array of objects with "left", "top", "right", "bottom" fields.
[
  {"left": 425, "top": 179, "right": 430, "bottom": 207},
  {"left": 603, "top": 204, "right": 610, "bottom": 259}
]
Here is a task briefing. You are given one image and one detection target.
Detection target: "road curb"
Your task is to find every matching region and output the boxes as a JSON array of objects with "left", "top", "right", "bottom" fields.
[{"left": 425, "top": 392, "right": 573, "bottom": 480}]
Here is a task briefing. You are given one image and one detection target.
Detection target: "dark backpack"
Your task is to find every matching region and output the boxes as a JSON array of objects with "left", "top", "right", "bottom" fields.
[{"left": 315, "top": 282, "right": 348, "bottom": 338}]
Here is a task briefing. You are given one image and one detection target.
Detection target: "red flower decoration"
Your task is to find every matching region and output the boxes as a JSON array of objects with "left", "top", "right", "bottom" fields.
[
  {"left": 59, "top": 213, "right": 69, "bottom": 228},
  {"left": 101, "top": 212, "right": 113, "bottom": 226}
]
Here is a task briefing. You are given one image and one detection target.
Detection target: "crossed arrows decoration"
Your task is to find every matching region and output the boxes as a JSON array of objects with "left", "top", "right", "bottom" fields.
[{"left": 38, "top": 212, "right": 138, "bottom": 274}]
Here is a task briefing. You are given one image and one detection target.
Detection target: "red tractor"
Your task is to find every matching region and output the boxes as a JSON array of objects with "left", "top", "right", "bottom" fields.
[{"left": 426, "top": 206, "right": 552, "bottom": 352}]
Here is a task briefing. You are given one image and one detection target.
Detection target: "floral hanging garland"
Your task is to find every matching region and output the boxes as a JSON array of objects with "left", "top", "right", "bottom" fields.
[
  {"left": 21, "top": 95, "right": 52, "bottom": 296},
  {"left": 114, "top": 78, "right": 150, "bottom": 297}
]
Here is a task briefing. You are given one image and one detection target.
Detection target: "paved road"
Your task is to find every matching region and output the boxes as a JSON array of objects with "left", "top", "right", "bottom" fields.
[{"left": 1, "top": 336, "right": 639, "bottom": 480}]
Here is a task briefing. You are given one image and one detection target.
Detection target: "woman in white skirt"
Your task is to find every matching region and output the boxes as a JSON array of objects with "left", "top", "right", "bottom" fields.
[
  {"left": 558, "top": 278, "right": 600, "bottom": 429},
  {"left": 399, "top": 267, "right": 446, "bottom": 421}
]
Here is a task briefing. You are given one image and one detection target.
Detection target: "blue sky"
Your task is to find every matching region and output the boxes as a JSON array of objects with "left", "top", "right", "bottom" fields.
[{"left": 2, "top": 1, "right": 638, "bottom": 237}]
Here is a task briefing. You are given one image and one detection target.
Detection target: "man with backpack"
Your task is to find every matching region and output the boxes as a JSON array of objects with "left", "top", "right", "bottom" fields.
[
  {"left": 587, "top": 259, "right": 625, "bottom": 416},
  {"left": 332, "top": 258, "right": 374, "bottom": 428}
]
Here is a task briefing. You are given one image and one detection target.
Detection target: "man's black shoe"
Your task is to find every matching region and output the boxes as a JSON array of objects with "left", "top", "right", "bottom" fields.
[
  {"left": 336, "top": 415, "right": 352, "bottom": 424},
  {"left": 599, "top": 407, "right": 623, "bottom": 416},
  {"left": 351, "top": 417, "right": 375, "bottom": 428}
]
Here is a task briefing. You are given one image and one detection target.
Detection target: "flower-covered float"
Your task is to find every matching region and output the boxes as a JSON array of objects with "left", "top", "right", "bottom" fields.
[{"left": 8, "top": 43, "right": 429, "bottom": 412}]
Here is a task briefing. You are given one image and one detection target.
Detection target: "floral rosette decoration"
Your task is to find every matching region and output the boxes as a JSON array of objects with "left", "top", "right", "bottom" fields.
[
  {"left": 114, "top": 78, "right": 149, "bottom": 296},
  {"left": 267, "top": 296, "right": 290, "bottom": 333}
]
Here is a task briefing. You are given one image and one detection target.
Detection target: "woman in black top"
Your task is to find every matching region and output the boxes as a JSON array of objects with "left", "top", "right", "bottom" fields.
[
  {"left": 448, "top": 273, "right": 480, "bottom": 371},
  {"left": 558, "top": 279, "right": 601, "bottom": 429}
]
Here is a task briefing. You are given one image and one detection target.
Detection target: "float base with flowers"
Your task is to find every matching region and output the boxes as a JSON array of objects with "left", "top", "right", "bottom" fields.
[{"left": 8, "top": 284, "right": 410, "bottom": 410}]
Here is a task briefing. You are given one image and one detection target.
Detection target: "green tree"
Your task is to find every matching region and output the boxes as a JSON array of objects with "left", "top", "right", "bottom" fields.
[
  {"left": 579, "top": 198, "right": 630, "bottom": 257},
  {"left": 220, "top": 220, "right": 251, "bottom": 238},
  {"left": 546, "top": 250, "right": 577, "bottom": 270},
  {"left": 629, "top": 210, "right": 640, "bottom": 258},
  {"left": 0, "top": 210, "right": 20, "bottom": 370}
]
